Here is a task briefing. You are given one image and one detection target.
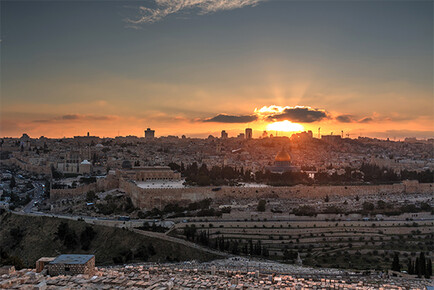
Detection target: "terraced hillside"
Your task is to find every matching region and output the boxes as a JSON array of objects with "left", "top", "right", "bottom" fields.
[{"left": 169, "top": 214, "right": 434, "bottom": 271}]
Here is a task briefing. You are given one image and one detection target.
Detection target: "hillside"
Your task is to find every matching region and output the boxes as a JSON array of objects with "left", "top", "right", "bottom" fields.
[{"left": 0, "top": 212, "right": 220, "bottom": 268}]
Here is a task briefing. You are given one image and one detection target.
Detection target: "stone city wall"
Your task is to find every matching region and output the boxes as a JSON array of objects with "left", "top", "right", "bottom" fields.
[
  {"left": 123, "top": 180, "right": 433, "bottom": 210},
  {"left": 48, "top": 174, "right": 433, "bottom": 208},
  {"left": 50, "top": 175, "right": 119, "bottom": 200}
]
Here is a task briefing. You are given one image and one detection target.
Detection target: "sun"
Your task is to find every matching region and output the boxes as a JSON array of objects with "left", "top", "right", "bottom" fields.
[{"left": 266, "top": 120, "right": 304, "bottom": 133}]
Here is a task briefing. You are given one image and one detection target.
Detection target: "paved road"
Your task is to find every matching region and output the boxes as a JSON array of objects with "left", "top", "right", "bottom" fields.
[
  {"left": 22, "top": 181, "right": 45, "bottom": 213},
  {"left": 131, "top": 228, "right": 230, "bottom": 258}
]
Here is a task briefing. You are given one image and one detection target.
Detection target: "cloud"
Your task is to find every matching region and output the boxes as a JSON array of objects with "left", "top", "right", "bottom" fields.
[
  {"left": 203, "top": 114, "right": 257, "bottom": 123},
  {"left": 336, "top": 114, "right": 355, "bottom": 123},
  {"left": 265, "top": 106, "right": 329, "bottom": 123},
  {"left": 359, "top": 117, "right": 373, "bottom": 123},
  {"left": 33, "top": 114, "right": 118, "bottom": 123},
  {"left": 337, "top": 115, "right": 377, "bottom": 124},
  {"left": 62, "top": 114, "right": 80, "bottom": 120},
  {"left": 126, "top": 0, "right": 264, "bottom": 24}
]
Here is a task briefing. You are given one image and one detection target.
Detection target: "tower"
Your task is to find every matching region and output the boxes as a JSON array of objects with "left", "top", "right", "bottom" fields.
[
  {"left": 221, "top": 130, "right": 228, "bottom": 139},
  {"left": 144, "top": 128, "right": 155, "bottom": 139},
  {"left": 245, "top": 128, "right": 252, "bottom": 139}
]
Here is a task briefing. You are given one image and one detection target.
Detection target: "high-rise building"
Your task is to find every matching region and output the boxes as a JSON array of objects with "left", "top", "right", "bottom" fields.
[
  {"left": 144, "top": 128, "right": 155, "bottom": 139},
  {"left": 221, "top": 130, "right": 228, "bottom": 139},
  {"left": 245, "top": 128, "right": 252, "bottom": 139}
]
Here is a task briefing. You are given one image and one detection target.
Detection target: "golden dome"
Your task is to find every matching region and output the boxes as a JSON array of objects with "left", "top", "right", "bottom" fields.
[{"left": 275, "top": 148, "right": 291, "bottom": 162}]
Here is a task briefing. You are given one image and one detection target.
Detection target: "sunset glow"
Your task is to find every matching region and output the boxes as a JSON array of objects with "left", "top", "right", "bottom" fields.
[
  {"left": 0, "top": 1, "right": 432, "bottom": 139},
  {"left": 266, "top": 121, "right": 304, "bottom": 133}
]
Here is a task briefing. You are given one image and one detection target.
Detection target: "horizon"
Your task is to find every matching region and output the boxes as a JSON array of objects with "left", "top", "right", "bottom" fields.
[{"left": 4, "top": 130, "right": 433, "bottom": 142}]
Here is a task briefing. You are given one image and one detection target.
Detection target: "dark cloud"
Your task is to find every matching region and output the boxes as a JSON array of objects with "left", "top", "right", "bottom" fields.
[
  {"left": 32, "top": 114, "right": 118, "bottom": 123},
  {"left": 62, "top": 114, "right": 80, "bottom": 120},
  {"left": 268, "top": 107, "right": 328, "bottom": 123},
  {"left": 203, "top": 114, "right": 257, "bottom": 123},
  {"left": 336, "top": 114, "right": 355, "bottom": 123},
  {"left": 359, "top": 117, "right": 373, "bottom": 123}
]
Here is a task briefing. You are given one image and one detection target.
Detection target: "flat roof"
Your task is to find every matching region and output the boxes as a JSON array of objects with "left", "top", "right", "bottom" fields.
[{"left": 50, "top": 254, "right": 94, "bottom": 265}]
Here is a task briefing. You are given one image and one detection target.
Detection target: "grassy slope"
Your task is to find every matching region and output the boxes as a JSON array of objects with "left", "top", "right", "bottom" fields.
[{"left": 0, "top": 212, "right": 219, "bottom": 268}]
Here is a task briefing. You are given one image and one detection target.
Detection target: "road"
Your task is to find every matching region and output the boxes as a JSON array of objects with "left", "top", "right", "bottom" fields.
[{"left": 22, "top": 181, "right": 45, "bottom": 213}]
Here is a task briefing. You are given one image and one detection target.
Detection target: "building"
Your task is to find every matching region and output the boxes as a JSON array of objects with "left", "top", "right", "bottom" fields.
[
  {"left": 36, "top": 257, "right": 55, "bottom": 273},
  {"left": 237, "top": 133, "right": 245, "bottom": 139},
  {"left": 221, "top": 130, "right": 228, "bottom": 139},
  {"left": 245, "top": 128, "right": 253, "bottom": 139},
  {"left": 73, "top": 134, "right": 100, "bottom": 145},
  {"left": 290, "top": 131, "right": 313, "bottom": 141},
  {"left": 47, "top": 255, "right": 95, "bottom": 276},
  {"left": 79, "top": 159, "right": 92, "bottom": 174},
  {"left": 266, "top": 147, "right": 300, "bottom": 173},
  {"left": 145, "top": 128, "right": 155, "bottom": 140},
  {"left": 0, "top": 266, "right": 15, "bottom": 275},
  {"left": 119, "top": 165, "right": 181, "bottom": 182},
  {"left": 321, "top": 134, "right": 342, "bottom": 144}
]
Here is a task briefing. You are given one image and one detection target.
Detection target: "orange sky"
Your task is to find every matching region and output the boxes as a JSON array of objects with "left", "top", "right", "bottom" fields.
[{"left": 1, "top": 0, "right": 433, "bottom": 140}]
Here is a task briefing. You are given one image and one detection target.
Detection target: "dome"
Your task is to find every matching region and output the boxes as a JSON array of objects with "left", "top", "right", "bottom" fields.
[
  {"left": 121, "top": 160, "right": 132, "bottom": 169},
  {"left": 275, "top": 148, "right": 291, "bottom": 162},
  {"left": 81, "top": 160, "right": 91, "bottom": 165}
]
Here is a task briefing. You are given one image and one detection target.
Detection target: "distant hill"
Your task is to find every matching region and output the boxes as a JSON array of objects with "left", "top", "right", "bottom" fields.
[{"left": 0, "top": 212, "right": 220, "bottom": 269}]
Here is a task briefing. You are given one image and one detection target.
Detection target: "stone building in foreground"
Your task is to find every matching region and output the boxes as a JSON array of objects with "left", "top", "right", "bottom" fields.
[{"left": 47, "top": 254, "right": 95, "bottom": 276}]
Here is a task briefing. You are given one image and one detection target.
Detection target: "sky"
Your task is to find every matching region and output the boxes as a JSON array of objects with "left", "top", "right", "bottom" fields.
[{"left": 1, "top": 0, "right": 433, "bottom": 139}]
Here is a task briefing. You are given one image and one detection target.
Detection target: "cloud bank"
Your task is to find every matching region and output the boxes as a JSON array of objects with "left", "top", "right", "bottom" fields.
[
  {"left": 127, "top": 0, "right": 264, "bottom": 24},
  {"left": 265, "top": 106, "right": 329, "bottom": 123},
  {"left": 203, "top": 114, "right": 257, "bottom": 123},
  {"left": 33, "top": 114, "right": 118, "bottom": 123},
  {"left": 202, "top": 106, "right": 329, "bottom": 124}
]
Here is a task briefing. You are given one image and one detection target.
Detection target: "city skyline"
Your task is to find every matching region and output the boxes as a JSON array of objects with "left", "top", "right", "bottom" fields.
[{"left": 1, "top": 0, "right": 433, "bottom": 139}]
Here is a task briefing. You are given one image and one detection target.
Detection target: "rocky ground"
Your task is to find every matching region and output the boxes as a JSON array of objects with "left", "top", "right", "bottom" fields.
[{"left": 1, "top": 258, "right": 433, "bottom": 289}]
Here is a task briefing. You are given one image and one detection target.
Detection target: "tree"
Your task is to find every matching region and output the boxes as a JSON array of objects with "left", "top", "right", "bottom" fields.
[
  {"left": 362, "top": 202, "right": 375, "bottom": 212},
  {"left": 419, "top": 252, "right": 426, "bottom": 278},
  {"left": 392, "top": 252, "right": 401, "bottom": 272},
  {"left": 148, "top": 243, "right": 156, "bottom": 256},
  {"left": 407, "top": 259, "right": 414, "bottom": 275},
  {"left": 426, "top": 258, "right": 432, "bottom": 279},
  {"left": 257, "top": 200, "right": 266, "bottom": 212},
  {"left": 80, "top": 226, "right": 97, "bottom": 250},
  {"left": 64, "top": 231, "right": 78, "bottom": 250},
  {"left": 415, "top": 257, "right": 421, "bottom": 277},
  {"left": 10, "top": 177, "right": 16, "bottom": 189}
]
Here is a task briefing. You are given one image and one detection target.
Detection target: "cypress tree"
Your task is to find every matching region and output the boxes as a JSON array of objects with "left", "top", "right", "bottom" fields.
[
  {"left": 392, "top": 252, "right": 401, "bottom": 272},
  {"left": 425, "top": 258, "right": 432, "bottom": 279},
  {"left": 415, "top": 257, "right": 421, "bottom": 277},
  {"left": 407, "top": 259, "right": 413, "bottom": 275},
  {"left": 420, "top": 252, "right": 426, "bottom": 278}
]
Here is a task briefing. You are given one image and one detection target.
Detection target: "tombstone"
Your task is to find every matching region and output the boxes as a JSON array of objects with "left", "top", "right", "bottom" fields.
[{"left": 296, "top": 252, "right": 303, "bottom": 266}]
